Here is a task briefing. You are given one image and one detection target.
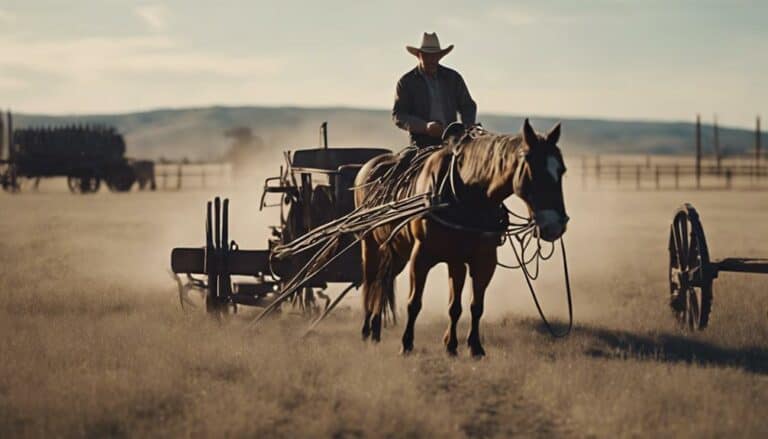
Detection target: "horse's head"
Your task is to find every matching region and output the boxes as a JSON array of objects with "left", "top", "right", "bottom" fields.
[{"left": 516, "top": 119, "right": 569, "bottom": 242}]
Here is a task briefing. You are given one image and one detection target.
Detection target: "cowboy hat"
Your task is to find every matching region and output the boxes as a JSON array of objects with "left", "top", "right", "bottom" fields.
[{"left": 406, "top": 32, "right": 454, "bottom": 57}]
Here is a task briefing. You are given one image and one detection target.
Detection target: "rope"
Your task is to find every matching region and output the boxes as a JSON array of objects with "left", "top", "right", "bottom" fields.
[
  {"left": 249, "top": 137, "right": 574, "bottom": 338},
  {"left": 507, "top": 234, "right": 574, "bottom": 338}
]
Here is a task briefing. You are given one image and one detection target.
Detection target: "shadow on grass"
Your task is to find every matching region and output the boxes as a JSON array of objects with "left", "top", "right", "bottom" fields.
[{"left": 527, "top": 320, "right": 768, "bottom": 375}]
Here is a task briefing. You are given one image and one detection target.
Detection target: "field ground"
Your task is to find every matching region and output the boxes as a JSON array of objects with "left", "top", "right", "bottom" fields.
[{"left": 1, "top": 176, "right": 767, "bottom": 437}]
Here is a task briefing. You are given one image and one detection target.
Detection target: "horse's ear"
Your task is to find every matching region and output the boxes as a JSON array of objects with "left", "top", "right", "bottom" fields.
[
  {"left": 522, "top": 118, "right": 537, "bottom": 147},
  {"left": 546, "top": 122, "right": 561, "bottom": 145}
]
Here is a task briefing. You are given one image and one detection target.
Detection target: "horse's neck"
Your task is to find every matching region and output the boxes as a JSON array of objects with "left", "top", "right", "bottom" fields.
[{"left": 460, "top": 140, "right": 521, "bottom": 204}]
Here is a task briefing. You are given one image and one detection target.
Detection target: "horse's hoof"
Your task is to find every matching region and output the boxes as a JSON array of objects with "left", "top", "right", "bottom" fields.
[
  {"left": 468, "top": 340, "right": 486, "bottom": 358},
  {"left": 445, "top": 346, "right": 458, "bottom": 357},
  {"left": 470, "top": 346, "right": 486, "bottom": 358}
]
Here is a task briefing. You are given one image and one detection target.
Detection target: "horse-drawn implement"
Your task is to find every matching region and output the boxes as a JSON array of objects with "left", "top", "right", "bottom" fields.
[
  {"left": 171, "top": 121, "right": 574, "bottom": 350},
  {"left": 0, "top": 111, "right": 153, "bottom": 193},
  {"left": 668, "top": 203, "right": 768, "bottom": 330},
  {"left": 171, "top": 124, "right": 392, "bottom": 320}
]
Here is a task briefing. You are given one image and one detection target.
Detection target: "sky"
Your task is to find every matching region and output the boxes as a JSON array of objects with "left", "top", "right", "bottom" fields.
[{"left": 0, "top": 0, "right": 766, "bottom": 128}]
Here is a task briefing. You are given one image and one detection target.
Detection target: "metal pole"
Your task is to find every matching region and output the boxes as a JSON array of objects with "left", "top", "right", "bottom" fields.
[
  {"left": 757, "top": 116, "right": 762, "bottom": 179},
  {"left": 320, "top": 121, "right": 328, "bottom": 149},
  {"left": 714, "top": 114, "right": 721, "bottom": 174},
  {"left": 0, "top": 109, "right": 5, "bottom": 161},
  {"left": 696, "top": 114, "right": 701, "bottom": 189}
]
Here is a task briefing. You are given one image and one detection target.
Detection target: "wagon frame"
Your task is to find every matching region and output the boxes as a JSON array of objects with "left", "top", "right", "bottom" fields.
[{"left": 171, "top": 124, "right": 390, "bottom": 317}]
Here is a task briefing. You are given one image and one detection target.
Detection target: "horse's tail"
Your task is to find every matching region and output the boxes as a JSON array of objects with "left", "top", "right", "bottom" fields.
[
  {"left": 362, "top": 239, "right": 397, "bottom": 323},
  {"left": 377, "top": 245, "right": 397, "bottom": 324}
]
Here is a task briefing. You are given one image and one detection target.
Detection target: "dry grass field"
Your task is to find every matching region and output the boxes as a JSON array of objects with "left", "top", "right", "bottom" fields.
[{"left": 1, "top": 174, "right": 767, "bottom": 438}]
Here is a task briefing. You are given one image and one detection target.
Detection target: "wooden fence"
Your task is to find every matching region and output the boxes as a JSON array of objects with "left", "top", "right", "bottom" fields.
[
  {"left": 155, "top": 163, "right": 231, "bottom": 190},
  {"left": 579, "top": 156, "right": 767, "bottom": 190}
]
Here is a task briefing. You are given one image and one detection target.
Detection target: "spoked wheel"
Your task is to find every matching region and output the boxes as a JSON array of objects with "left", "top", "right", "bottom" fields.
[
  {"left": 668, "top": 204, "right": 714, "bottom": 330},
  {"left": 67, "top": 175, "right": 101, "bottom": 194}
]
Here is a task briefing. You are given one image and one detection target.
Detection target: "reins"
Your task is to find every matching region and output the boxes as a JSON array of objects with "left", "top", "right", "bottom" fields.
[{"left": 500, "top": 215, "right": 574, "bottom": 338}]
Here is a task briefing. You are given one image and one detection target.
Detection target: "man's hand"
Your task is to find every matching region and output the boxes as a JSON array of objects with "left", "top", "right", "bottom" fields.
[{"left": 426, "top": 121, "right": 444, "bottom": 138}]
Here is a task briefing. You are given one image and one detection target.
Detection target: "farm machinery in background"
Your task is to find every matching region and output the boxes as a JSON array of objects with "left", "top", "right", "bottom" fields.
[
  {"left": 171, "top": 122, "right": 391, "bottom": 318},
  {"left": 0, "top": 110, "right": 156, "bottom": 193}
]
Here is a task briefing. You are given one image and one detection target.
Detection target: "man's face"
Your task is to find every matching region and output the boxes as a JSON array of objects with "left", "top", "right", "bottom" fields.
[{"left": 418, "top": 52, "right": 442, "bottom": 75}]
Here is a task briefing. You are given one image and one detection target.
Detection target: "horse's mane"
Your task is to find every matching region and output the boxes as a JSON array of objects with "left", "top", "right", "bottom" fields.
[{"left": 457, "top": 133, "right": 524, "bottom": 186}]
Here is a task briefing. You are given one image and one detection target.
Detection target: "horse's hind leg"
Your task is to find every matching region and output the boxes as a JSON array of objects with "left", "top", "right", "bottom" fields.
[
  {"left": 444, "top": 262, "right": 466, "bottom": 356},
  {"left": 467, "top": 248, "right": 496, "bottom": 358},
  {"left": 401, "top": 242, "right": 434, "bottom": 354}
]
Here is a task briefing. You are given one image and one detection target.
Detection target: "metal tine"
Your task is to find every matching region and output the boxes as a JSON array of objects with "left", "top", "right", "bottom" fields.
[
  {"left": 205, "top": 201, "right": 213, "bottom": 251},
  {"left": 222, "top": 198, "right": 229, "bottom": 250},
  {"left": 221, "top": 198, "right": 231, "bottom": 298},
  {"left": 303, "top": 282, "right": 358, "bottom": 337},
  {"left": 205, "top": 200, "right": 218, "bottom": 306},
  {"left": 214, "top": 196, "right": 221, "bottom": 250}
]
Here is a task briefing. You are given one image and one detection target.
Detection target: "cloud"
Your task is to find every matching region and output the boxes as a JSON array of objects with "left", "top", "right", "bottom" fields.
[
  {"left": 0, "top": 8, "right": 16, "bottom": 23},
  {"left": 134, "top": 4, "right": 169, "bottom": 32},
  {"left": 0, "top": 36, "right": 284, "bottom": 82},
  {"left": 0, "top": 75, "right": 26, "bottom": 90}
]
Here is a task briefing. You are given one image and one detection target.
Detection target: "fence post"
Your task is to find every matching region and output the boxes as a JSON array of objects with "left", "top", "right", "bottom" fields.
[
  {"left": 176, "top": 164, "right": 182, "bottom": 190},
  {"left": 595, "top": 155, "right": 601, "bottom": 187},
  {"left": 725, "top": 168, "right": 732, "bottom": 190},
  {"left": 757, "top": 116, "right": 762, "bottom": 180},
  {"left": 0, "top": 109, "right": 4, "bottom": 161},
  {"left": 674, "top": 164, "right": 680, "bottom": 189},
  {"left": 635, "top": 165, "right": 641, "bottom": 190},
  {"left": 655, "top": 165, "right": 660, "bottom": 190},
  {"left": 696, "top": 114, "right": 702, "bottom": 189}
]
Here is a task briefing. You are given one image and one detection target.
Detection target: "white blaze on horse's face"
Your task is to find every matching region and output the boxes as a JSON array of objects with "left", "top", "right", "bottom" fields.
[{"left": 533, "top": 153, "right": 568, "bottom": 242}]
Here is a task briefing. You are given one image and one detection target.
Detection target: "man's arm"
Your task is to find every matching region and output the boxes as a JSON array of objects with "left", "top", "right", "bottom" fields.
[
  {"left": 456, "top": 73, "right": 477, "bottom": 126},
  {"left": 392, "top": 79, "right": 428, "bottom": 134}
]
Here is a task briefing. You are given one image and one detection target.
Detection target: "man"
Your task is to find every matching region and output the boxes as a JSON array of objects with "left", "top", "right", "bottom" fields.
[{"left": 393, "top": 32, "right": 477, "bottom": 147}]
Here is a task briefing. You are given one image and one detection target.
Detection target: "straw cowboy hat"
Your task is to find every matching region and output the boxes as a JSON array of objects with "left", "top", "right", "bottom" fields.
[{"left": 406, "top": 32, "right": 454, "bottom": 57}]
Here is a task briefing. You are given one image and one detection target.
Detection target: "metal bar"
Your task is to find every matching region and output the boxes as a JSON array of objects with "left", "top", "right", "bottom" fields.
[
  {"left": 713, "top": 258, "right": 768, "bottom": 274},
  {"left": 303, "top": 283, "right": 358, "bottom": 337},
  {"left": 171, "top": 248, "right": 271, "bottom": 275}
]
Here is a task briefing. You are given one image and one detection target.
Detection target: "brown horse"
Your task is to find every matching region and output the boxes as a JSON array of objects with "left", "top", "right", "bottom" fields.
[{"left": 354, "top": 119, "right": 568, "bottom": 356}]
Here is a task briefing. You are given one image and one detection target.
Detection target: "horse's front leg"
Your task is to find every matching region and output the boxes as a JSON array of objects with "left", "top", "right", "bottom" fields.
[
  {"left": 468, "top": 247, "right": 497, "bottom": 358},
  {"left": 401, "top": 242, "right": 434, "bottom": 354},
  {"left": 444, "top": 262, "right": 466, "bottom": 356}
]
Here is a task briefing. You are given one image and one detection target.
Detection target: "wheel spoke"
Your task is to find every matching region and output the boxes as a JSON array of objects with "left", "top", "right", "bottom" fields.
[
  {"left": 679, "top": 217, "right": 689, "bottom": 270},
  {"left": 672, "top": 218, "right": 685, "bottom": 270}
]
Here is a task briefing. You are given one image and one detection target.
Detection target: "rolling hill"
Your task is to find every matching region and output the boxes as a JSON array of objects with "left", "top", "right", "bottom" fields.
[{"left": 8, "top": 106, "right": 759, "bottom": 161}]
